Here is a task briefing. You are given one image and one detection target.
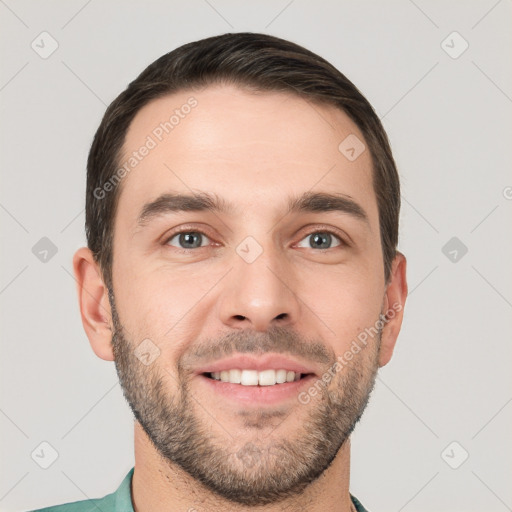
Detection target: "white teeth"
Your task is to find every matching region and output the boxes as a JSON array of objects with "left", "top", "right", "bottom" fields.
[
  {"left": 229, "top": 369, "right": 241, "bottom": 384},
  {"left": 258, "top": 369, "right": 276, "bottom": 386},
  {"left": 240, "top": 370, "right": 259, "bottom": 386},
  {"left": 208, "top": 369, "right": 304, "bottom": 386},
  {"left": 276, "top": 369, "right": 287, "bottom": 383}
]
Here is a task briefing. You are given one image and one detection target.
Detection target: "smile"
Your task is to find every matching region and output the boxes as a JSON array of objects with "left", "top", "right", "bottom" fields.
[{"left": 206, "top": 369, "right": 308, "bottom": 386}]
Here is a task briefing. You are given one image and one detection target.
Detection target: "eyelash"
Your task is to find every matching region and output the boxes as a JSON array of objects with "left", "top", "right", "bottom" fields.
[{"left": 163, "top": 226, "right": 348, "bottom": 253}]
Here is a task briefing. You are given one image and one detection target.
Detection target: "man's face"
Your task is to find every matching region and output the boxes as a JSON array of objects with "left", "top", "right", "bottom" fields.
[{"left": 109, "top": 85, "right": 389, "bottom": 505}]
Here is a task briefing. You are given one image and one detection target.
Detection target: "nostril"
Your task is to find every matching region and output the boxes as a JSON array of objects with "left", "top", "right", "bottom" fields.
[{"left": 234, "top": 315, "right": 246, "bottom": 320}]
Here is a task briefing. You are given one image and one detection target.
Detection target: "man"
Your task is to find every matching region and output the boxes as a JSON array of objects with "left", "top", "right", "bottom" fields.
[{"left": 33, "top": 32, "right": 407, "bottom": 511}]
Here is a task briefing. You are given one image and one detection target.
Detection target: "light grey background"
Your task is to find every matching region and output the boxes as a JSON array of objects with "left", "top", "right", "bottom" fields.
[{"left": 1, "top": 1, "right": 511, "bottom": 511}]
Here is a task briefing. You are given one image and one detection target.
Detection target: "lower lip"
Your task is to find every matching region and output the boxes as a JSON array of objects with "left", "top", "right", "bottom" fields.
[{"left": 198, "top": 374, "right": 316, "bottom": 406}]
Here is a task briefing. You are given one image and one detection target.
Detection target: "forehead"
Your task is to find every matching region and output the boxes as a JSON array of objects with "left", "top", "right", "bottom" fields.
[{"left": 116, "top": 84, "right": 377, "bottom": 229}]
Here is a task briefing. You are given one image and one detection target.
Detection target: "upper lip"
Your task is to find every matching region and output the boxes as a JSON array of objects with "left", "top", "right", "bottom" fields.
[{"left": 194, "top": 353, "right": 319, "bottom": 376}]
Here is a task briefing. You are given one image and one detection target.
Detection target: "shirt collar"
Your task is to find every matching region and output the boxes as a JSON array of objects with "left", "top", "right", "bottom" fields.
[{"left": 114, "top": 467, "right": 135, "bottom": 511}]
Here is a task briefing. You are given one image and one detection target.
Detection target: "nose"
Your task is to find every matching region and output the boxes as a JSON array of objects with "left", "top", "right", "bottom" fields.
[{"left": 217, "top": 243, "right": 302, "bottom": 332}]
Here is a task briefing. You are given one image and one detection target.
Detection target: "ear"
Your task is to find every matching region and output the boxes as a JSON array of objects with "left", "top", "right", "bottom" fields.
[
  {"left": 72, "top": 247, "right": 114, "bottom": 361},
  {"left": 378, "top": 251, "right": 408, "bottom": 367}
]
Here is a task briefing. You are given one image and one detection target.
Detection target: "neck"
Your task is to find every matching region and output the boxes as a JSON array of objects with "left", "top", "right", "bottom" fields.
[{"left": 131, "top": 422, "right": 355, "bottom": 512}]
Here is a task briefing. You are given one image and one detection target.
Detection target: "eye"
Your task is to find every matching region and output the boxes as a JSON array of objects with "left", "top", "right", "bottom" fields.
[
  {"left": 165, "top": 230, "right": 211, "bottom": 250},
  {"left": 296, "top": 230, "right": 344, "bottom": 250},
  {"left": 163, "top": 228, "right": 346, "bottom": 252}
]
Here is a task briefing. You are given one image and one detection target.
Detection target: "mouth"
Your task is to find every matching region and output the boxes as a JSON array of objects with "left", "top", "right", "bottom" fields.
[
  {"left": 194, "top": 354, "right": 318, "bottom": 405},
  {"left": 204, "top": 369, "right": 312, "bottom": 386}
]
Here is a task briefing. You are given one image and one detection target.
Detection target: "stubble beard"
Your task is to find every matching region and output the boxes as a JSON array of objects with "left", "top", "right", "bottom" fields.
[{"left": 109, "top": 288, "right": 381, "bottom": 506}]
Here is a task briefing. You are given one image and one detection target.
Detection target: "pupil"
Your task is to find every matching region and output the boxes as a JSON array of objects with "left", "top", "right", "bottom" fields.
[
  {"left": 181, "top": 232, "right": 201, "bottom": 248},
  {"left": 178, "top": 232, "right": 332, "bottom": 249},
  {"left": 312, "top": 233, "right": 330, "bottom": 249}
]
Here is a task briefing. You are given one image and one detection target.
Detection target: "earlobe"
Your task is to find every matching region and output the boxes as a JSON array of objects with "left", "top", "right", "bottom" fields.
[
  {"left": 72, "top": 247, "right": 114, "bottom": 361},
  {"left": 378, "top": 251, "right": 408, "bottom": 367}
]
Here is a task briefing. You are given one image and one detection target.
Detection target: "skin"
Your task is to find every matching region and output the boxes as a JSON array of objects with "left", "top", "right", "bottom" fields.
[{"left": 73, "top": 84, "right": 407, "bottom": 511}]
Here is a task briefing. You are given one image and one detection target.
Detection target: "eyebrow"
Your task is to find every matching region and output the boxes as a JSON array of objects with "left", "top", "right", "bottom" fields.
[{"left": 136, "top": 190, "right": 370, "bottom": 228}]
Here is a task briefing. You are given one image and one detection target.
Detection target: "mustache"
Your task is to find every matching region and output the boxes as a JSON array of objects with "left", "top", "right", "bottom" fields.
[{"left": 179, "top": 325, "right": 335, "bottom": 370}]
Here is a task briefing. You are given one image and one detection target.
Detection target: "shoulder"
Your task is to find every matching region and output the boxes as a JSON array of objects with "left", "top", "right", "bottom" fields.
[
  {"left": 28, "top": 493, "right": 115, "bottom": 512},
  {"left": 351, "top": 493, "right": 371, "bottom": 512},
  {"left": 28, "top": 467, "right": 134, "bottom": 512}
]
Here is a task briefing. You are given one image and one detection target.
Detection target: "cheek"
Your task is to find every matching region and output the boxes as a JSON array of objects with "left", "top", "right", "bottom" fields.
[
  {"left": 113, "top": 260, "right": 219, "bottom": 352},
  {"left": 298, "top": 266, "right": 383, "bottom": 352}
]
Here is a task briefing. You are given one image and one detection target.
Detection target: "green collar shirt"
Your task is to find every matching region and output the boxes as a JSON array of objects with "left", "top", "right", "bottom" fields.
[{"left": 30, "top": 467, "right": 369, "bottom": 511}]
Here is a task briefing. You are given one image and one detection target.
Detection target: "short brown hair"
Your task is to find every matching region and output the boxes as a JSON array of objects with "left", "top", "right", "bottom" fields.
[{"left": 86, "top": 32, "right": 400, "bottom": 289}]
